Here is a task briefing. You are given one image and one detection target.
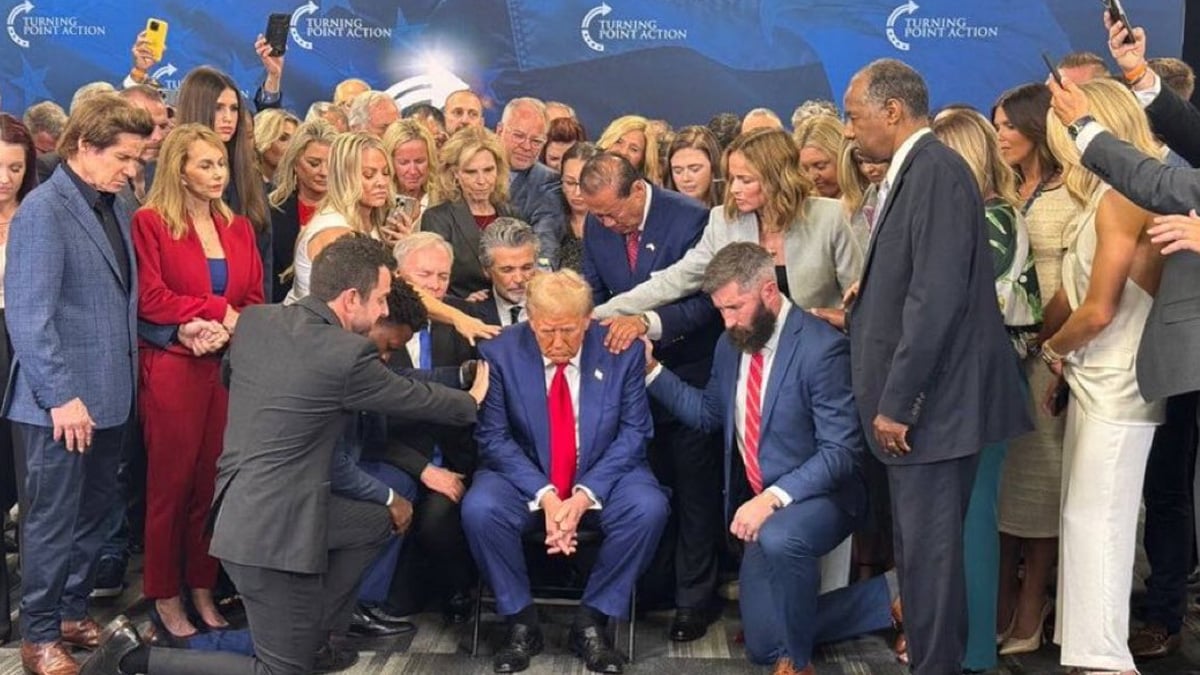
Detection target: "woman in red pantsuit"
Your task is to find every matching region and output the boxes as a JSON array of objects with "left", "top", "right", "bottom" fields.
[{"left": 133, "top": 123, "right": 264, "bottom": 639}]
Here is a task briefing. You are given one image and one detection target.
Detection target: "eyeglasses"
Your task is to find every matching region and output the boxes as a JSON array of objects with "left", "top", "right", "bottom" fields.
[{"left": 508, "top": 129, "right": 547, "bottom": 148}]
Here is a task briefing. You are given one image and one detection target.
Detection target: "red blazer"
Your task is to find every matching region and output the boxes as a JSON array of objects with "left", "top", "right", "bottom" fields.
[{"left": 133, "top": 207, "right": 264, "bottom": 353}]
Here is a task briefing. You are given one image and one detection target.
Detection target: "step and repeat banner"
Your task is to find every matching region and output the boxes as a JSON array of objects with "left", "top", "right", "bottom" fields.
[{"left": 0, "top": 0, "right": 1186, "bottom": 133}]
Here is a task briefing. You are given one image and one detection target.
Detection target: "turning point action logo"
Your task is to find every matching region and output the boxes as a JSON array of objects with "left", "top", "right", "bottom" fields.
[
  {"left": 7, "top": 1, "right": 106, "bottom": 48},
  {"left": 289, "top": 0, "right": 392, "bottom": 51},
  {"left": 580, "top": 2, "right": 687, "bottom": 53},
  {"left": 886, "top": 1, "right": 999, "bottom": 51}
]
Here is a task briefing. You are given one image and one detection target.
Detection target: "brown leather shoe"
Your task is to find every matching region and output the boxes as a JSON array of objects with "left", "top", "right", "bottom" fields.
[
  {"left": 60, "top": 617, "right": 103, "bottom": 650},
  {"left": 772, "top": 657, "right": 816, "bottom": 675},
  {"left": 1128, "top": 623, "right": 1181, "bottom": 660},
  {"left": 20, "top": 640, "right": 80, "bottom": 675}
]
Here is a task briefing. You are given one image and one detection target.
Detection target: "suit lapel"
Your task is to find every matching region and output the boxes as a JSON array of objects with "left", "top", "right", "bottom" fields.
[
  {"left": 861, "top": 134, "right": 933, "bottom": 283},
  {"left": 515, "top": 326, "right": 553, "bottom": 473},
  {"left": 450, "top": 200, "right": 482, "bottom": 264},
  {"left": 634, "top": 187, "right": 665, "bottom": 280},
  {"left": 55, "top": 171, "right": 126, "bottom": 288},
  {"left": 577, "top": 332, "right": 605, "bottom": 468},
  {"left": 761, "top": 310, "right": 803, "bottom": 433}
]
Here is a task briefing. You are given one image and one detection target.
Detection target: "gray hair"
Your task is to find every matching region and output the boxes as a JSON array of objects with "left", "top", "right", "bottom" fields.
[
  {"left": 348, "top": 91, "right": 397, "bottom": 131},
  {"left": 545, "top": 101, "right": 576, "bottom": 118},
  {"left": 70, "top": 81, "right": 117, "bottom": 114},
  {"left": 306, "top": 101, "right": 336, "bottom": 121},
  {"left": 393, "top": 231, "right": 454, "bottom": 268},
  {"left": 579, "top": 152, "right": 639, "bottom": 198},
  {"left": 790, "top": 99, "right": 840, "bottom": 128},
  {"left": 743, "top": 107, "right": 782, "bottom": 123},
  {"left": 479, "top": 217, "right": 539, "bottom": 269},
  {"left": 500, "top": 97, "right": 547, "bottom": 129},
  {"left": 22, "top": 101, "right": 68, "bottom": 137},
  {"left": 701, "top": 242, "right": 775, "bottom": 295},
  {"left": 857, "top": 59, "right": 929, "bottom": 119}
]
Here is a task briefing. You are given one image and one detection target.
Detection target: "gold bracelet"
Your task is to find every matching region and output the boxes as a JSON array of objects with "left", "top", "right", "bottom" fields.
[{"left": 1041, "top": 341, "right": 1064, "bottom": 365}]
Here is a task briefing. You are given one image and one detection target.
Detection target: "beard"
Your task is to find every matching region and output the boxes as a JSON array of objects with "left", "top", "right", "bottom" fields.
[{"left": 728, "top": 301, "right": 776, "bottom": 353}]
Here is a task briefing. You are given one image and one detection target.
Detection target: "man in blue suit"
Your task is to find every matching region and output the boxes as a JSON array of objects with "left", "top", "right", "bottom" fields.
[
  {"left": 462, "top": 269, "right": 668, "bottom": 674},
  {"left": 580, "top": 152, "right": 724, "bottom": 641},
  {"left": 4, "top": 95, "right": 156, "bottom": 675},
  {"left": 647, "top": 243, "right": 897, "bottom": 675},
  {"left": 496, "top": 98, "right": 566, "bottom": 268}
]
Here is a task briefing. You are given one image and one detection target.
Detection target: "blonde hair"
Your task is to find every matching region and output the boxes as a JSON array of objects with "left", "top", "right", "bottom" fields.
[
  {"left": 838, "top": 141, "right": 870, "bottom": 215},
  {"left": 435, "top": 126, "right": 510, "bottom": 206},
  {"left": 268, "top": 120, "right": 337, "bottom": 208},
  {"left": 1046, "top": 78, "right": 1161, "bottom": 207},
  {"left": 253, "top": 109, "right": 300, "bottom": 182},
  {"left": 932, "top": 109, "right": 1020, "bottom": 208},
  {"left": 526, "top": 269, "right": 593, "bottom": 318},
  {"left": 143, "top": 124, "right": 233, "bottom": 240},
  {"left": 722, "top": 128, "right": 812, "bottom": 231},
  {"left": 381, "top": 119, "right": 438, "bottom": 202},
  {"left": 598, "top": 115, "right": 662, "bottom": 186},
  {"left": 319, "top": 132, "right": 392, "bottom": 236},
  {"left": 793, "top": 114, "right": 844, "bottom": 162}
]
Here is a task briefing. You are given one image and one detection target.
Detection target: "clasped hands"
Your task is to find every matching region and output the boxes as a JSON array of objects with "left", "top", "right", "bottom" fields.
[
  {"left": 178, "top": 318, "right": 231, "bottom": 356},
  {"left": 539, "top": 490, "right": 593, "bottom": 556}
]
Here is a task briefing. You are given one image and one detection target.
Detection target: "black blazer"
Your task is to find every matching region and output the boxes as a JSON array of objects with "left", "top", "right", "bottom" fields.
[
  {"left": 1145, "top": 83, "right": 1200, "bottom": 167},
  {"left": 421, "top": 199, "right": 515, "bottom": 299},
  {"left": 847, "top": 133, "right": 1030, "bottom": 464},
  {"left": 269, "top": 193, "right": 302, "bottom": 303}
]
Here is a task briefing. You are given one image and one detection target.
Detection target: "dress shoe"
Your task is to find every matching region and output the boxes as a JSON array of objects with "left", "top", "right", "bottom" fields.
[
  {"left": 20, "top": 640, "right": 79, "bottom": 675},
  {"left": 493, "top": 622, "right": 543, "bottom": 673},
  {"left": 80, "top": 617, "right": 142, "bottom": 675},
  {"left": 773, "top": 657, "right": 816, "bottom": 675},
  {"left": 998, "top": 600, "right": 1051, "bottom": 656},
  {"left": 346, "top": 606, "right": 414, "bottom": 638},
  {"left": 890, "top": 597, "right": 908, "bottom": 665},
  {"left": 60, "top": 617, "right": 103, "bottom": 650},
  {"left": 312, "top": 640, "right": 359, "bottom": 673},
  {"left": 568, "top": 624, "right": 624, "bottom": 674},
  {"left": 89, "top": 556, "right": 126, "bottom": 600},
  {"left": 444, "top": 591, "right": 473, "bottom": 625},
  {"left": 1128, "top": 623, "right": 1181, "bottom": 660},
  {"left": 360, "top": 604, "right": 417, "bottom": 633},
  {"left": 668, "top": 607, "right": 710, "bottom": 642}
]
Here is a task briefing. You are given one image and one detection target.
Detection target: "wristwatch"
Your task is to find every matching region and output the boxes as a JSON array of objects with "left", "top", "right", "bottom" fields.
[
  {"left": 637, "top": 313, "right": 651, "bottom": 331},
  {"left": 1067, "top": 115, "right": 1096, "bottom": 140}
]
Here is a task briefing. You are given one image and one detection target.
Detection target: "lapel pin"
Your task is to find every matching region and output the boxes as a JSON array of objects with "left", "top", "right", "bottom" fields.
[
  {"left": 645, "top": 243, "right": 656, "bottom": 252},
  {"left": 594, "top": 369, "right": 604, "bottom": 381}
]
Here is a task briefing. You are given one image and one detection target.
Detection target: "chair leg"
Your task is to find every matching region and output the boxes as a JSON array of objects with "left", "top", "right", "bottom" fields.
[
  {"left": 470, "top": 579, "right": 485, "bottom": 657},
  {"left": 627, "top": 587, "right": 636, "bottom": 663}
]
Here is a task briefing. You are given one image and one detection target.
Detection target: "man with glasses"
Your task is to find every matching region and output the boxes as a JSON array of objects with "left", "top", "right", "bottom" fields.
[{"left": 495, "top": 98, "right": 567, "bottom": 269}]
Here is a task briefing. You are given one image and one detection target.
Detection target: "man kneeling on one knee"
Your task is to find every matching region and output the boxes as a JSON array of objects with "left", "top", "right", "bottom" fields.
[{"left": 462, "top": 269, "right": 669, "bottom": 675}]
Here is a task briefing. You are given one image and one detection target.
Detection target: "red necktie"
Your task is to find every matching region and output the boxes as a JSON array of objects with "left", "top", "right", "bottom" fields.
[
  {"left": 743, "top": 352, "right": 765, "bottom": 494},
  {"left": 625, "top": 230, "right": 640, "bottom": 270},
  {"left": 548, "top": 363, "right": 577, "bottom": 497}
]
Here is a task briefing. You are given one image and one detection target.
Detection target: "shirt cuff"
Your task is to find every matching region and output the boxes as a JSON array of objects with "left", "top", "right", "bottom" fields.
[
  {"left": 258, "top": 86, "right": 281, "bottom": 104},
  {"left": 644, "top": 311, "right": 663, "bottom": 341},
  {"left": 528, "top": 484, "right": 555, "bottom": 512},
  {"left": 1134, "top": 72, "right": 1162, "bottom": 108},
  {"left": 645, "top": 362, "right": 664, "bottom": 386},
  {"left": 766, "top": 485, "right": 793, "bottom": 508},
  {"left": 1073, "top": 121, "right": 1106, "bottom": 156},
  {"left": 122, "top": 74, "right": 137, "bottom": 89},
  {"left": 573, "top": 485, "right": 602, "bottom": 510},
  {"left": 385, "top": 488, "right": 395, "bottom": 506}
]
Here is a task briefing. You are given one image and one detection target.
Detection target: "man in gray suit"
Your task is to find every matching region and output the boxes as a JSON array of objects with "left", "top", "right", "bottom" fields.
[
  {"left": 842, "top": 60, "right": 1030, "bottom": 674},
  {"left": 81, "top": 236, "right": 488, "bottom": 675}
]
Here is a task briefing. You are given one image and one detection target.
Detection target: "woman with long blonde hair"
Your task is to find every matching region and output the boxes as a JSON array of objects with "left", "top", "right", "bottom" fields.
[
  {"left": 793, "top": 114, "right": 844, "bottom": 199},
  {"left": 267, "top": 120, "right": 336, "bottom": 302},
  {"left": 132, "top": 123, "right": 264, "bottom": 639},
  {"left": 598, "top": 114, "right": 662, "bottom": 185},
  {"left": 252, "top": 108, "right": 299, "bottom": 184}
]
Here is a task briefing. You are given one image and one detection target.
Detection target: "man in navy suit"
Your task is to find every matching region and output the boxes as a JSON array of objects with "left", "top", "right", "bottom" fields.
[
  {"left": 462, "top": 270, "right": 668, "bottom": 674},
  {"left": 647, "top": 243, "right": 896, "bottom": 675},
  {"left": 495, "top": 98, "right": 566, "bottom": 268},
  {"left": 4, "top": 96, "right": 156, "bottom": 675},
  {"left": 580, "top": 152, "right": 724, "bottom": 641}
]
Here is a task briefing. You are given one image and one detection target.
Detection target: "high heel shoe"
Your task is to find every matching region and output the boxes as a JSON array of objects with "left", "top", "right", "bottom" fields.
[
  {"left": 998, "top": 601, "right": 1051, "bottom": 656},
  {"left": 996, "top": 611, "right": 1017, "bottom": 646},
  {"left": 147, "top": 606, "right": 198, "bottom": 649}
]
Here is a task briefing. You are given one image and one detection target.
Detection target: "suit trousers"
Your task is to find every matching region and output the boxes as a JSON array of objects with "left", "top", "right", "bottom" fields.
[
  {"left": 13, "top": 419, "right": 126, "bottom": 643},
  {"left": 962, "top": 442, "right": 1007, "bottom": 671},
  {"left": 462, "top": 469, "right": 668, "bottom": 619},
  {"left": 887, "top": 453, "right": 980, "bottom": 675},
  {"left": 739, "top": 493, "right": 882, "bottom": 666},
  {"left": 1054, "top": 400, "right": 1156, "bottom": 672},
  {"left": 386, "top": 481, "right": 478, "bottom": 614},
  {"left": 355, "top": 461, "right": 418, "bottom": 605},
  {"left": 140, "top": 351, "right": 227, "bottom": 598},
  {"left": 1140, "top": 391, "right": 1198, "bottom": 634},
  {"left": 148, "top": 496, "right": 393, "bottom": 674}
]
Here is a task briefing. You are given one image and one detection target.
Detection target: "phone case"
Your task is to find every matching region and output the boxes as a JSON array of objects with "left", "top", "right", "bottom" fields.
[{"left": 145, "top": 19, "right": 168, "bottom": 62}]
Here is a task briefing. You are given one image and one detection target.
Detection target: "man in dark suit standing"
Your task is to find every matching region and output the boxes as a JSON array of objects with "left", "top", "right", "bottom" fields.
[
  {"left": 580, "top": 152, "right": 724, "bottom": 641},
  {"left": 841, "top": 59, "right": 1030, "bottom": 674},
  {"left": 82, "top": 236, "right": 488, "bottom": 675},
  {"left": 462, "top": 270, "right": 668, "bottom": 674},
  {"left": 496, "top": 98, "right": 566, "bottom": 268}
]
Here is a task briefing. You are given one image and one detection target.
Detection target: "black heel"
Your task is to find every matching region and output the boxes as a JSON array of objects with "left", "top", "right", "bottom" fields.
[{"left": 146, "top": 606, "right": 197, "bottom": 648}]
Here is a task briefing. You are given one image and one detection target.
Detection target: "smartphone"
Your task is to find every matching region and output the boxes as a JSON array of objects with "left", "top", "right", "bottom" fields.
[
  {"left": 1050, "top": 382, "right": 1070, "bottom": 416},
  {"left": 144, "top": 18, "right": 168, "bottom": 62},
  {"left": 265, "top": 13, "right": 290, "bottom": 57},
  {"left": 393, "top": 194, "right": 419, "bottom": 219},
  {"left": 1041, "top": 52, "right": 1063, "bottom": 87},
  {"left": 1105, "top": 0, "right": 1137, "bottom": 45}
]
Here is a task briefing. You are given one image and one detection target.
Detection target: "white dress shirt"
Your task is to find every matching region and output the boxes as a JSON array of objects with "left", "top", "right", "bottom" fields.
[
  {"left": 494, "top": 291, "right": 526, "bottom": 327},
  {"left": 403, "top": 322, "right": 428, "bottom": 368},
  {"left": 528, "top": 353, "right": 602, "bottom": 511}
]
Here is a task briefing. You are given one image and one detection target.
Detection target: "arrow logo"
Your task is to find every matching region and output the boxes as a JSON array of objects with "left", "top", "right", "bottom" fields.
[
  {"left": 290, "top": 0, "right": 318, "bottom": 50},
  {"left": 580, "top": 2, "right": 611, "bottom": 53},
  {"left": 7, "top": 0, "right": 33, "bottom": 48},
  {"left": 152, "top": 62, "right": 177, "bottom": 80},
  {"left": 886, "top": 0, "right": 919, "bottom": 51}
]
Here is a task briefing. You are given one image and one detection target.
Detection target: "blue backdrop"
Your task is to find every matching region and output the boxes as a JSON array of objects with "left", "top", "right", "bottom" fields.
[{"left": 0, "top": 0, "right": 1186, "bottom": 133}]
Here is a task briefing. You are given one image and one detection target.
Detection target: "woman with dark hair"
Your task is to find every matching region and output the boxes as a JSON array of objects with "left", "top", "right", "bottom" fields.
[
  {"left": 557, "top": 141, "right": 600, "bottom": 272},
  {"left": 541, "top": 116, "right": 586, "bottom": 173},
  {"left": 176, "top": 66, "right": 272, "bottom": 299},
  {"left": 990, "top": 82, "right": 1081, "bottom": 655},
  {"left": 664, "top": 125, "right": 723, "bottom": 208}
]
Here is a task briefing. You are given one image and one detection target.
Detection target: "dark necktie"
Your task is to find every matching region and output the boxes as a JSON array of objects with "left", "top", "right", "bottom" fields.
[
  {"left": 509, "top": 305, "right": 523, "bottom": 325},
  {"left": 548, "top": 363, "right": 576, "bottom": 497}
]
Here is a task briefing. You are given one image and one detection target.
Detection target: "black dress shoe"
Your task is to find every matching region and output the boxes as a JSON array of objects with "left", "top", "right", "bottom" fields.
[
  {"left": 444, "top": 591, "right": 472, "bottom": 625},
  {"left": 493, "top": 622, "right": 543, "bottom": 673},
  {"left": 347, "top": 606, "right": 415, "bottom": 638},
  {"left": 361, "top": 604, "right": 417, "bottom": 632},
  {"left": 569, "top": 624, "right": 624, "bottom": 674},
  {"left": 313, "top": 640, "right": 359, "bottom": 673},
  {"left": 669, "top": 607, "right": 710, "bottom": 642},
  {"left": 80, "top": 616, "right": 143, "bottom": 675}
]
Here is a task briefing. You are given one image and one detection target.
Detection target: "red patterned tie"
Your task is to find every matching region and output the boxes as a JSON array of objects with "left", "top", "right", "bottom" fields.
[
  {"left": 625, "top": 230, "right": 640, "bottom": 270},
  {"left": 548, "top": 363, "right": 577, "bottom": 497},
  {"left": 743, "top": 352, "right": 765, "bottom": 494}
]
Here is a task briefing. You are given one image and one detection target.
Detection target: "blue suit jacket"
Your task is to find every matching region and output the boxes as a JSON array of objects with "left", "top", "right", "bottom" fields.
[
  {"left": 475, "top": 322, "right": 655, "bottom": 504},
  {"left": 648, "top": 307, "right": 865, "bottom": 521},
  {"left": 582, "top": 185, "right": 720, "bottom": 384},
  {"left": 4, "top": 166, "right": 138, "bottom": 429},
  {"left": 508, "top": 162, "right": 566, "bottom": 269}
]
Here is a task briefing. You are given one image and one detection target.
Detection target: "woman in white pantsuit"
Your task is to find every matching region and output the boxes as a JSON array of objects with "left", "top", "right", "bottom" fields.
[{"left": 1042, "top": 78, "right": 1166, "bottom": 674}]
